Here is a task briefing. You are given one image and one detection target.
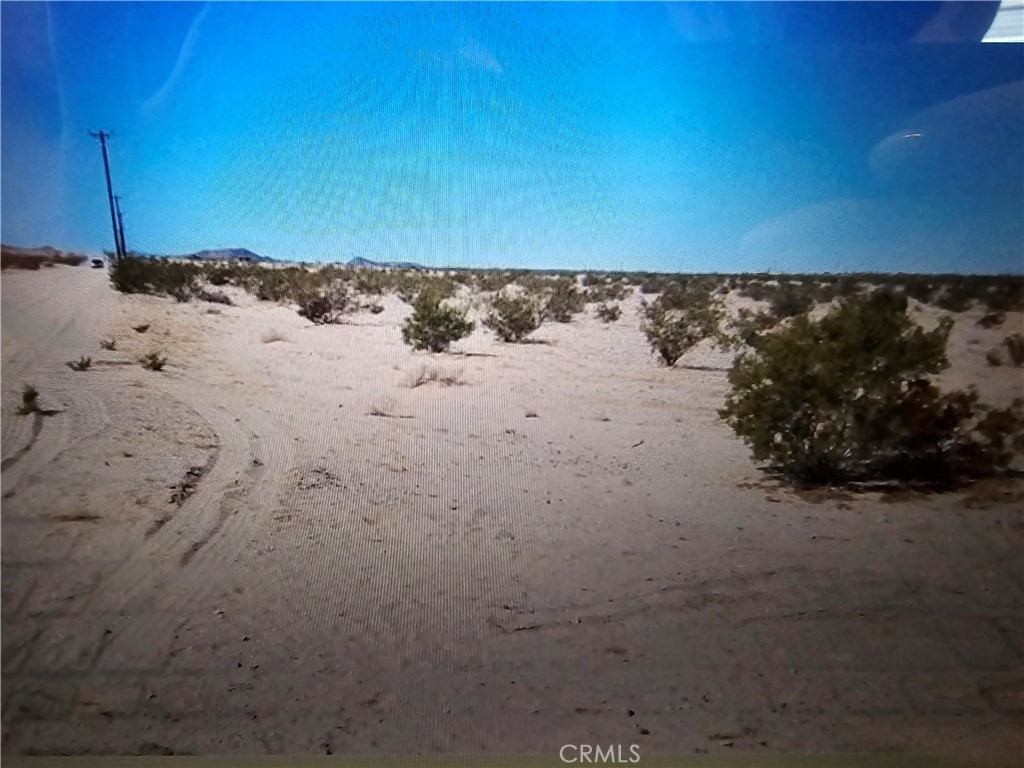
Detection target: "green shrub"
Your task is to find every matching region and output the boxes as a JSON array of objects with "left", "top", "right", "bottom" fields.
[
  {"left": 728, "top": 308, "right": 778, "bottom": 349},
  {"left": 770, "top": 283, "right": 814, "bottom": 319},
  {"left": 542, "top": 278, "right": 585, "bottom": 323},
  {"left": 595, "top": 303, "right": 622, "bottom": 323},
  {"left": 297, "top": 286, "right": 351, "bottom": 324},
  {"left": 720, "top": 290, "right": 1024, "bottom": 487},
  {"left": 642, "top": 293, "right": 725, "bottom": 367},
  {"left": 484, "top": 292, "right": 543, "bottom": 342},
  {"left": 109, "top": 256, "right": 200, "bottom": 301},
  {"left": 1005, "top": 333, "right": 1024, "bottom": 367},
  {"left": 401, "top": 289, "right": 474, "bottom": 352}
]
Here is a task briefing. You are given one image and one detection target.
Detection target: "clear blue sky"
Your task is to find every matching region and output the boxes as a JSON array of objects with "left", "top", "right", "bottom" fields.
[{"left": 2, "top": 1, "right": 1022, "bottom": 273}]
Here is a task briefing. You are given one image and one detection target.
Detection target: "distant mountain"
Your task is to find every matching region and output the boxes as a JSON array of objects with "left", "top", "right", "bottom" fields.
[{"left": 348, "top": 256, "right": 426, "bottom": 270}]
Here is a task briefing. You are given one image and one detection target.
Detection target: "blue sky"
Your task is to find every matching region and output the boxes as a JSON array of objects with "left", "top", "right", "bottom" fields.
[{"left": 2, "top": 1, "right": 1022, "bottom": 273}]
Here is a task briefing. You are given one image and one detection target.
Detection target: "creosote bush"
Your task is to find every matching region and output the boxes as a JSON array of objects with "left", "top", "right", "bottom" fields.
[
  {"left": 720, "top": 290, "right": 1024, "bottom": 488},
  {"left": 17, "top": 384, "right": 40, "bottom": 415},
  {"left": 484, "top": 292, "right": 543, "bottom": 343},
  {"left": 401, "top": 289, "right": 474, "bottom": 353},
  {"left": 1005, "top": 333, "right": 1024, "bottom": 367},
  {"left": 977, "top": 311, "right": 1005, "bottom": 329},
  {"left": 139, "top": 351, "right": 168, "bottom": 371},
  {"left": 770, "top": 283, "right": 814, "bottom": 320},
  {"left": 642, "top": 291, "right": 725, "bottom": 366},
  {"left": 595, "top": 303, "right": 622, "bottom": 323},
  {"left": 542, "top": 278, "right": 586, "bottom": 322},
  {"left": 297, "top": 286, "right": 351, "bottom": 324}
]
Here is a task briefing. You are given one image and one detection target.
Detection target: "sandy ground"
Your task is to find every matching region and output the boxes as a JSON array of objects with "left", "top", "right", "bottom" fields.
[{"left": 2, "top": 265, "right": 1022, "bottom": 757}]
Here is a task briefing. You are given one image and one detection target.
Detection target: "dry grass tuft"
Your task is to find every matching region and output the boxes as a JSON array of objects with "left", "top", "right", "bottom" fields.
[
  {"left": 261, "top": 329, "right": 288, "bottom": 344},
  {"left": 407, "top": 365, "right": 466, "bottom": 388}
]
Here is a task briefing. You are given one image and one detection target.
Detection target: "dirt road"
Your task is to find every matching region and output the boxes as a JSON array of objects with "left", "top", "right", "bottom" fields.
[{"left": 2, "top": 265, "right": 1022, "bottom": 757}]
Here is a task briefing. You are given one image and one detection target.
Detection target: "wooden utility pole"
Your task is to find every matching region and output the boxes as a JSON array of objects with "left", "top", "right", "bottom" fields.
[
  {"left": 114, "top": 195, "right": 128, "bottom": 257},
  {"left": 89, "top": 130, "right": 122, "bottom": 260}
]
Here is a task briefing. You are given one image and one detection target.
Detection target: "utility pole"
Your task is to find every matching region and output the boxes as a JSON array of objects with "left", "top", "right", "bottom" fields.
[
  {"left": 114, "top": 195, "right": 128, "bottom": 257},
  {"left": 89, "top": 130, "right": 122, "bottom": 260}
]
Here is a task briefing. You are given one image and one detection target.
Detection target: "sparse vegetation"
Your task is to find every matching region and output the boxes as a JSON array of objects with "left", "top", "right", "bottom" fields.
[
  {"left": 720, "top": 290, "right": 1024, "bottom": 488},
  {"left": 297, "top": 286, "right": 351, "bottom": 324},
  {"left": 407, "top": 365, "right": 466, "bottom": 388},
  {"left": 642, "top": 290, "right": 725, "bottom": 367},
  {"left": 977, "top": 311, "right": 1006, "bottom": 329},
  {"left": 139, "top": 351, "right": 168, "bottom": 371},
  {"left": 195, "top": 288, "right": 233, "bottom": 306},
  {"left": 261, "top": 329, "right": 287, "bottom": 344},
  {"left": 484, "top": 292, "right": 543, "bottom": 343},
  {"left": 401, "top": 288, "right": 474, "bottom": 353},
  {"left": 99, "top": 338, "right": 117, "bottom": 351},
  {"left": 17, "top": 385, "right": 40, "bottom": 415},
  {"left": 770, "top": 283, "right": 814, "bottom": 320},
  {"left": 1005, "top": 333, "right": 1024, "bottom": 367},
  {"left": 132, "top": 324, "right": 150, "bottom": 334},
  {"left": 595, "top": 303, "right": 622, "bottom": 323},
  {"left": 66, "top": 355, "right": 92, "bottom": 372},
  {"left": 727, "top": 308, "right": 778, "bottom": 350},
  {"left": 541, "top": 278, "right": 586, "bottom": 323}
]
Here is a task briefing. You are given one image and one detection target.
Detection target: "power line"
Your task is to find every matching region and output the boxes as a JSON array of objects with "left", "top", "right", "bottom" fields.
[{"left": 89, "top": 130, "right": 122, "bottom": 260}]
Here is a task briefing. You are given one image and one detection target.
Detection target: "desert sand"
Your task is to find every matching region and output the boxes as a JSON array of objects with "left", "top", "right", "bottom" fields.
[{"left": 2, "top": 264, "right": 1022, "bottom": 757}]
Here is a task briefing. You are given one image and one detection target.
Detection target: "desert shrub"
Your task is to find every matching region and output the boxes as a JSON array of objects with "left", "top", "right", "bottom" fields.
[
  {"left": 17, "top": 384, "right": 40, "bottom": 415},
  {"left": 584, "top": 282, "right": 632, "bottom": 303},
  {"left": 472, "top": 271, "right": 515, "bottom": 293},
  {"left": 542, "top": 278, "right": 586, "bottom": 322},
  {"left": 642, "top": 293, "right": 725, "bottom": 367},
  {"left": 977, "top": 311, "right": 1006, "bottom": 329},
  {"left": 408, "top": 364, "right": 466, "bottom": 388},
  {"left": 99, "top": 338, "right": 117, "bottom": 351},
  {"left": 395, "top": 274, "right": 457, "bottom": 304},
  {"left": 720, "top": 290, "right": 1024, "bottom": 487},
  {"left": 981, "top": 280, "right": 1024, "bottom": 313},
  {"left": 595, "top": 303, "right": 622, "bottom": 323},
  {"left": 354, "top": 269, "right": 391, "bottom": 296},
  {"left": 935, "top": 284, "right": 975, "bottom": 313},
  {"left": 110, "top": 256, "right": 200, "bottom": 300},
  {"left": 738, "top": 281, "right": 773, "bottom": 302},
  {"left": 195, "top": 288, "right": 233, "bottom": 306},
  {"left": 1005, "top": 333, "right": 1024, "bottom": 367},
  {"left": 366, "top": 302, "right": 385, "bottom": 314},
  {"left": 401, "top": 288, "right": 474, "bottom": 353},
  {"left": 639, "top": 276, "right": 670, "bottom": 294},
  {"left": 986, "top": 349, "right": 1003, "bottom": 367},
  {"left": 728, "top": 308, "right": 778, "bottom": 349},
  {"left": 139, "top": 351, "right": 168, "bottom": 371},
  {"left": 66, "top": 355, "right": 92, "bottom": 372},
  {"left": 771, "top": 283, "right": 814, "bottom": 319},
  {"left": 581, "top": 273, "right": 608, "bottom": 287},
  {"left": 484, "top": 292, "right": 543, "bottom": 342},
  {"left": 901, "top": 277, "right": 939, "bottom": 305},
  {"left": 297, "top": 286, "right": 351, "bottom": 324}
]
